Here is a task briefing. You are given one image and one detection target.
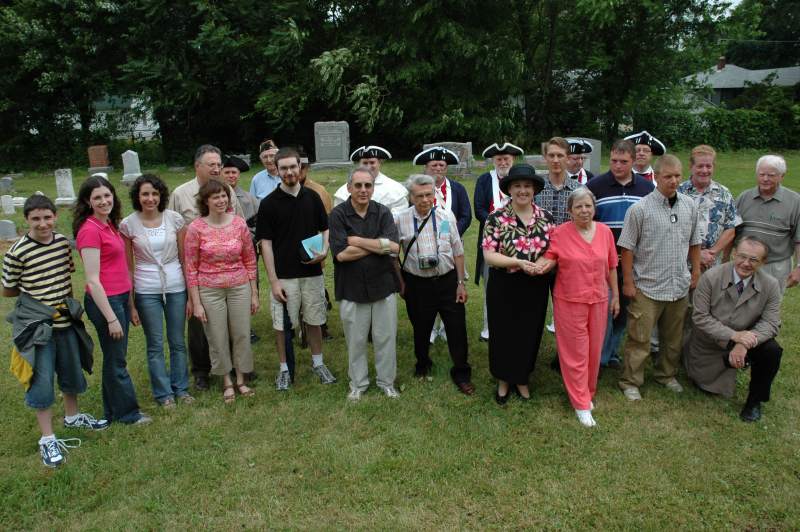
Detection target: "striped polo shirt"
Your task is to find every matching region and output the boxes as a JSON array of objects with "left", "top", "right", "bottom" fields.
[
  {"left": 587, "top": 171, "right": 654, "bottom": 244},
  {"left": 736, "top": 185, "right": 800, "bottom": 264},
  {"left": 2, "top": 232, "right": 75, "bottom": 328}
]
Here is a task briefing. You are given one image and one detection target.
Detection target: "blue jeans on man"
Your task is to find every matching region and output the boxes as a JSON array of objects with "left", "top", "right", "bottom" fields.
[
  {"left": 134, "top": 291, "right": 190, "bottom": 404},
  {"left": 600, "top": 287, "right": 628, "bottom": 367},
  {"left": 24, "top": 326, "right": 88, "bottom": 409},
  {"left": 84, "top": 292, "right": 143, "bottom": 424}
]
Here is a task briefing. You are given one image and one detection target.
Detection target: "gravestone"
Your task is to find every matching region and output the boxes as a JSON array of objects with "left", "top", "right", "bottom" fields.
[
  {"left": 88, "top": 144, "right": 113, "bottom": 174},
  {"left": 1, "top": 195, "right": 14, "bottom": 214},
  {"left": 422, "top": 141, "right": 474, "bottom": 177},
  {"left": 524, "top": 155, "right": 548, "bottom": 172},
  {"left": 0, "top": 220, "right": 17, "bottom": 240},
  {"left": 231, "top": 154, "right": 251, "bottom": 167},
  {"left": 0, "top": 176, "right": 13, "bottom": 194},
  {"left": 311, "top": 121, "right": 351, "bottom": 170},
  {"left": 55, "top": 168, "right": 77, "bottom": 207},
  {"left": 12, "top": 191, "right": 43, "bottom": 208},
  {"left": 122, "top": 150, "right": 143, "bottom": 186},
  {"left": 583, "top": 138, "right": 602, "bottom": 175}
]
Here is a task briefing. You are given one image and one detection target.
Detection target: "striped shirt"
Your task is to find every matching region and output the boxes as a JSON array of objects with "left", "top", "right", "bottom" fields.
[
  {"left": 587, "top": 171, "right": 654, "bottom": 244},
  {"left": 395, "top": 206, "right": 464, "bottom": 277},
  {"left": 736, "top": 185, "right": 800, "bottom": 264},
  {"left": 2, "top": 232, "right": 74, "bottom": 328}
]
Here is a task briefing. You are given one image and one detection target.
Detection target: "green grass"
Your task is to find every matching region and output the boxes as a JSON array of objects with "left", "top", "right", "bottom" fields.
[{"left": 1, "top": 150, "right": 799, "bottom": 529}]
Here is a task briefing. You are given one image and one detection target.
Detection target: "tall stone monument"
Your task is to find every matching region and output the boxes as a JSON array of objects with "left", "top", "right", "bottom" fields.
[
  {"left": 311, "top": 121, "right": 351, "bottom": 170},
  {"left": 54, "top": 168, "right": 77, "bottom": 207},
  {"left": 122, "top": 150, "right": 143, "bottom": 186}
]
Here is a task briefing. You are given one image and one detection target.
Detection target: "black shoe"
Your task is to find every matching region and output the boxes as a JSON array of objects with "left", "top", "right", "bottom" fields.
[
  {"left": 245, "top": 371, "right": 258, "bottom": 384},
  {"left": 740, "top": 402, "right": 762, "bottom": 422},
  {"left": 250, "top": 331, "right": 260, "bottom": 344},
  {"left": 495, "top": 385, "right": 510, "bottom": 405},
  {"left": 479, "top": 335, "right": 489, "bottom": 343},
  {"left": 606, "top": 359, "right": 622, "bottom": 370},
  {"left": 414, "top": 366, "right": 432, "bottom": 380},
  {"left": 194, "top": 375, "right": 210, "bottom": 391},
  {"left": 321, "top": 324, "right": 334, "bottom": 341},
  {"left": 513, "top": 386, "right": 530, "bottom": 401},
  {"left": 550, "top": 355, "right": 561, "bottom": 373}
]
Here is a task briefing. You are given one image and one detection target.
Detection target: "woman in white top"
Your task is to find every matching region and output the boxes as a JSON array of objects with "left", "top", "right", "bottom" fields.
[{"left": 121, "top": 175, "right": 193, "bottom": 407}]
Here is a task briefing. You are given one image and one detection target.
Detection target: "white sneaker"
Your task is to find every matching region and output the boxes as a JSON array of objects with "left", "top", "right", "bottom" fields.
[
  {"left": 623, "top": 387, "right": 642, "bottom": 401},
  {"left": 429, "top": 329, "right": 436, "bottom": 344},
  {"left": 664, "top": 378, "right": 684, "bottom": 393},
  {"left": 380, "top": 385, "right": 400, "bottom": 399},
  {"left": 546, "top": 321, "right": 555, "bottom": 333},
  {"left": 347, "top": 388, "right": 362, "bottom": 402},
  {"left": 576, "top": 409, "right": 596, "bottom": 427}
]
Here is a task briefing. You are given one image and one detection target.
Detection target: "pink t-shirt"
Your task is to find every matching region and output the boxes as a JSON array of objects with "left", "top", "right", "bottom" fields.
[
  {"left": 544, "top": 222, "right": 618, "bottom": 304},
  {"left": 184, "top": 216, "right": 257, "bottom": 288},
  {"left": 76, "top": 216, "right": 133, "bottom": 296}
]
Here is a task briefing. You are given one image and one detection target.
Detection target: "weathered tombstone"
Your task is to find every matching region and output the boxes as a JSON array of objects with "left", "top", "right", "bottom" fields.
[
  {"left": 88, "top": 144, "right": 113, "bottom": 174},
  {"left": 0, "top": 176, "right": 13, "bottom": 194},
  {"left": 1, "top": 195, "right": 14, "bottom": 214},
  {"left": 122, "top": 150, "right": 143, "bottom": 186},
  {"left": 310, "top": 121, "right": 351, "bottom": 170},
  {"left": 167, "top": 166, "right": 187, "bottom": 173},
  {"left": 524, "top": 155, "right": 548, "bottom": 172},
  {"left": 583, "top": 138, "right": 602, "bottom": 175},
  {"left": 422, "top": 141, "right": 474, "bottom": 177},
  {"left": 55, "top": 168, "right": 77, "bottom": 207},
  {"left": 0, "top": 219, "right": 17, "bottom": 240},
  {"left": 12, "top": 191, "right": 43, "bottom": 208}
]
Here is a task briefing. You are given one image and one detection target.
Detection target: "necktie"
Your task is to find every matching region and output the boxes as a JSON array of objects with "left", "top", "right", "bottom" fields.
[{"left": 736, "top": 280, "right": 744, "bottom": 295}]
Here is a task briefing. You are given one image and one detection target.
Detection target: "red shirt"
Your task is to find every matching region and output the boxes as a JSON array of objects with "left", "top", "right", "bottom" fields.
[{"left": 76, "top": 216, "right": 132, "bottom": 296}]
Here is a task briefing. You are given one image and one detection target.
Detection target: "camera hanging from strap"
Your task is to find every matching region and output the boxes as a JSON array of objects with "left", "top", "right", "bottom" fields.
[{"left": 400, "top": 212, "right": 433, "bottom": 271}]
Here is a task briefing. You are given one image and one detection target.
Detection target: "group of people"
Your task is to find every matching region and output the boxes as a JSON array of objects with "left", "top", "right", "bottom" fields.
[{"left": 4, "top": 134, "right": 797, "bottom": 469}]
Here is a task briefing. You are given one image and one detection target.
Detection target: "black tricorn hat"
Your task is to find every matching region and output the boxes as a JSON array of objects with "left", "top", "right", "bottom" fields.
[
  {"left": 624, "top": 130, "right": 666, "bottom": 156},
  {"left": 413, "top": 146, "right": 460, "bottom": 165},
  {"left": 566, "top": 138, "right": 593, "bottom": 155},
  {"left": 499, "top": 163, "right": 545, "bottom": 196},
  {"left": 222, "top": 155, "right": 250, "bottom": 172},
  {"left": 350, "top": 145, "right": 392, "bottom": 161},
  {"left": 482, "top": 142, "right": 524, "bottom": 158}
]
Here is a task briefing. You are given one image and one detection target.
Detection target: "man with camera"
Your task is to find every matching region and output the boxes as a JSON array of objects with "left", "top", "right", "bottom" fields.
[{"left": 394, "top": 174, "right": 474, "bottom": 395}]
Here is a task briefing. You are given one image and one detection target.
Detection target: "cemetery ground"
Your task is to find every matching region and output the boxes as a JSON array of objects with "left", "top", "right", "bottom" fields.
[{"left": 1, "top": 149, "right": 799, "bottom": 529}]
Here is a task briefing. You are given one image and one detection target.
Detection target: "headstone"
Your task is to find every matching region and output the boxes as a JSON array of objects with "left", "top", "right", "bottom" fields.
[
  {"left": 87, "top": 145, "right": 113, "bottom": 174},
  {"left": 1, "top": 195, "right": 14, "bottom": 214},
  {"left": 12, "top": 191, "right": 43, "bottom": 208},
  {"left": 55, "top": 168, "right": 77, "bottom": 207},
  {"left": 524, "top": 155, "right": 548, "bottom": 172},
  {"left": 311, "top": 121, "right": 351, "bottom": 170},
  {"left": 422, "top": 141, "right": 474, "bottom": 177},
  {"left": 0, "top": 220, "right": 17, "bottom": 240},
  {"left": 231, "top": 154, "right": 251, "bottom": 167},
  {"left": 122, "top": 150, "right": 143, "bottom": 186},
  {"left": 583, "top": 138, "right": 602, "bottom": 175},
  {"left": 0, "top": 176, "right": 13, "bottom": 194},
  {"left": 168, "top": 166, "right": 187, "bottom": 173},
  {"left": 4, "top": 173, "right": 23, "bottom": 180}
]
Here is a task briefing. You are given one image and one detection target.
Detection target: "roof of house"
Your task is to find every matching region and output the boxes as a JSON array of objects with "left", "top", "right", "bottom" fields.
[{"left": 686, "top": 64, "right": 800, "bottom": 89}]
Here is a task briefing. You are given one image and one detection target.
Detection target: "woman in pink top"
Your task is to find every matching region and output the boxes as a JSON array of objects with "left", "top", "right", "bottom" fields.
[
  {"left": 184, "top": 180, "right": 258, "bottom": 404},
  {"left": 73, "top": 176, "right": 149, "bottom": 425},
  {"left": 535, "top": 187, "right": 619, "bottom": 427}
]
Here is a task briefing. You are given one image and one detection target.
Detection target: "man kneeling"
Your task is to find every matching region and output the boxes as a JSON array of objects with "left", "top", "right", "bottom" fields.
[{"left": 685, "top": 236, "right": 783, "bottom": 422}]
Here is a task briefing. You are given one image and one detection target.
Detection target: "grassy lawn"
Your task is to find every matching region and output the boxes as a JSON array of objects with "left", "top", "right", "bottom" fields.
[{"left": 1, "top": 149, "right": 799, "bottom": 529}]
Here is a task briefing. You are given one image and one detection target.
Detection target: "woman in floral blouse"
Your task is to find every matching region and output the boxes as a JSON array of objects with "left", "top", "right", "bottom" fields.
[
  {"left": 184, "top": 180, "right": 259, "bottom": 404},
  {"left": 482, "top": 164, "right": 554, "bottom": 404}
]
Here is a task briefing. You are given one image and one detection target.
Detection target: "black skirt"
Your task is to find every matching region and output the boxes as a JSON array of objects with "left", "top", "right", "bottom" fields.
[{"left": 487, "top": 267, "right": 549, "bottom": 384}]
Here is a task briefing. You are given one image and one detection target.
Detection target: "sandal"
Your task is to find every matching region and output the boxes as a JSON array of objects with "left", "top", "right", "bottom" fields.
[
  {"left": 223, "top": 385, "right": 236, "bottom": 404},
  {"left": 236, "top": 383, "right": 255, "bottom": 397}
]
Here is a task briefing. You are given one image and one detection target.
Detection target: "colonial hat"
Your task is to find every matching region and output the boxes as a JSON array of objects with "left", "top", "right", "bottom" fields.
[
  {"left": 482, "top": 142, "right": 524, "bottom": 158},
  {"left": 412, "top": 146, "right": 460, "bottom": 165},
  {"left": 499, "top": 163, "right": 545, "bottom": 196},
  {"left": 222, "top": 155, "right": 250, "bottom": 172},
  {"left": 566, "top": 138, "right": 593, "bottom": 155},
  {"left": 350, "top": 145, "right": 392, "bottom": 161},
  {"left": 624, "top": 130, "right": 666, "bottom": 156}
]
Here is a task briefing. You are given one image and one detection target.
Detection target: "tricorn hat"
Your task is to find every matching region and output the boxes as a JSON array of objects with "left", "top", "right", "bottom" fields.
[
  {"left": 412, "top": 146, "right": 460, "bottom": 165},
  {"left": 350, "top": 145, "right": 392, "bottom": 161},
  {"left": 566, "top": 138, "right": 593, "bottom": 155},
  {"left": 624, "top": 130, "right": 666, "bottom": 156},
  {"left": 499, "top": 163, "right": 545, "bottom": 196},
  {"left": 222, "top": 155, "right": 250, "bottom": 173},
  {"left": 482, "top": 142, "right": 524, "bottom": 158}
]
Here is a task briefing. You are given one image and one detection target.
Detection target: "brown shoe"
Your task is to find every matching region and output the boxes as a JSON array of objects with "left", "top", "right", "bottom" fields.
[{"left": 456, "top": 381, "right": 476, "bottom": 396}]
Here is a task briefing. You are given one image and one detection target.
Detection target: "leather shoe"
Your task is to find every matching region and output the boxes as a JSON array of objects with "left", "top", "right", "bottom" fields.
[
  {"left": 194, "top": 375, "right": 209, "bottom": 391},
  {"left": 456, "top": 381, "right": 475, "bottom": 396},
  {"left": 494, "top": 385, "right": 509, "bottom": 405},
  {"left": 740, "top": 402, "right": 762, "bottom": 422}
]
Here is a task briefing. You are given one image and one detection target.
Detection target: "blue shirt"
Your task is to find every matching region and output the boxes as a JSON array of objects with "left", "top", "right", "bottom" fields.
[
  {"left": 587, "top": 171, "right": 654, "bottom": 244},
  {"left": 249, "top": 170, "right": 281, "bottom": 201}
]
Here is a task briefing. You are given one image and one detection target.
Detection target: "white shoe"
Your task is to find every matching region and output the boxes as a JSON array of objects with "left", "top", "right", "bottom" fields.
[
  {"left": 664, "top": 378, "right": 684, "bottom": 393},
  {"left": 546, "top": 321, "right": 555, "bottom": 334},
  {"left": 623, "top": 387, "right": 642, "bottom": 401},
  {"left": 576, "top": 409, "right": 596, "bottom": 427},
  {"left": 590, "top": 401, "right": 595, "bottom": 410},
  {"left": 347, "top": 388, "right": 362, "bottom": 401},
  {"left": 429, "top": 329, "right": 437, "bottom": 344},
  {"left": 380, "top": 385, "right": 400, "bottom": 399}
]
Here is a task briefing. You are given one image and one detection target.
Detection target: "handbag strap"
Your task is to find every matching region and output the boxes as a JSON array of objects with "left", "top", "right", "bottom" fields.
[{"left": 400, "top": 212, "right": 432, "bottom": 271}]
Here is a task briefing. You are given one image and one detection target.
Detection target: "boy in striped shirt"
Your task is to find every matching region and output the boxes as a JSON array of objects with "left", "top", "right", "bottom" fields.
[{"left": 3, "top": 195, "right": 108, "bottom": 469}]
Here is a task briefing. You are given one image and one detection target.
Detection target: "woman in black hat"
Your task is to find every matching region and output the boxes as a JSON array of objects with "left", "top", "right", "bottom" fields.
[{"left": 482, "top": 164, "right": 554, "bottom": 403}]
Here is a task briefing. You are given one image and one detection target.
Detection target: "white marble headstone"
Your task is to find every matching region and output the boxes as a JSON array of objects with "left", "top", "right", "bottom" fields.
[
  {"left": 55, "top": 169, "right": 75, "bottom": 198},
  {"left": 0, "top": 219, "right": 17, "bottom": 240},
  {"left": 122, "top": 150, "right": 143, "bottom": 186},
  {"left": 1, "top": 195, "right": 14, "bottom": 215}
]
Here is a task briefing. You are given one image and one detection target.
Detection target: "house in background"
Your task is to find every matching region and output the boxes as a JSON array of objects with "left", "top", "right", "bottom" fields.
[{"left": 685, "top": 56, "right": 800, "bottom": 106}]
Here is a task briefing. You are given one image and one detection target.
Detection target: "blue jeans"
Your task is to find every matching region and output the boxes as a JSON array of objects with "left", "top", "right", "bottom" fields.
[
  {"left": 135, "top": 291, "right": 190, "bottom": 404},
  {"left": 24, "top": 327, "right": 87, "bottom": 409},
  {"left": 84, "top": 292, "right": 142, "bottom": 424},
  {"left": 600, "top": 288, "right": 628, "bottom": 366}
]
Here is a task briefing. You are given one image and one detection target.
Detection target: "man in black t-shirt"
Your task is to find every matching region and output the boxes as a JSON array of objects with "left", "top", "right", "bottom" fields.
[{"left": 256, "top": 147, "right": 336, "bottom": 391}]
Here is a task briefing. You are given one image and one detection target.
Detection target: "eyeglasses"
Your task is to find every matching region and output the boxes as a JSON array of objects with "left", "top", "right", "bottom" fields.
[
  {"left": 733, "top": 253, "right": 762, "bottom": 265},
  {"left": 352, "top": 182, "right": 373, "bottom": 190},
  {"left": 204, "top": 162, "right": 222, "bottom": 169},
  {"left": 757, "top": 172, "right": 780, "bottom": 179}
]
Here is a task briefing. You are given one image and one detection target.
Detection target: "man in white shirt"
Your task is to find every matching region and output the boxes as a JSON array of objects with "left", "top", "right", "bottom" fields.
[{"left": 333, "top": 145, "right": 408, "bottom": 214}]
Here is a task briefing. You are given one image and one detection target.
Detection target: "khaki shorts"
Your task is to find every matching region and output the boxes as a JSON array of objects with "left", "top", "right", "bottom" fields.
[{"left": 270, "top": 275, "right": 327, "bottom": 331}]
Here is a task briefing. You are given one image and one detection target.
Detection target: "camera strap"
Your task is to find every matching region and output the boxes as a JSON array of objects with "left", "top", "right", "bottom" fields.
[{"left": 401, "top": 210, "right": 436, "bottom": 271}]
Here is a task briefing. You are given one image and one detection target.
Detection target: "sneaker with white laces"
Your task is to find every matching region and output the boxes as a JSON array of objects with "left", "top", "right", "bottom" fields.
[
  {"left": 64, "top": 412, "right": 110, "bottom": 431},
  {"left": 546, "top": 321, "right": 556, "bottom": 333},
  {"left": 347, "top": 388, "right": 363, "bottom": 401},
  {"left": 380, "top": 385, "right": 400, "bottom": 399},
  {"left": 275, "top": 369, "right": 291, "bottom": 391},
  {"left": 575, "top": 409, "right": 597, "bottom": 427},
  {"left": 623, "top": 387, "right": 642, "bottom": 401},
  {"left": 132, "top": 414, "right": 153, "bottom": 426},
  {"left": 39, "top": 437, "right": 81, "bottom": 468},
  {"left": 312, "top": 363, "right": 337, "bottom": 384},
  {"left": 664, "top": 378, "right": 684, "bottom": 393}
]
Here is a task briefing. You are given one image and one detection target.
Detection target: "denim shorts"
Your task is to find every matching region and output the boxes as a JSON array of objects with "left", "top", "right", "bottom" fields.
[{"left": 24, "top": 326, "right": 88, "bottom": 409}]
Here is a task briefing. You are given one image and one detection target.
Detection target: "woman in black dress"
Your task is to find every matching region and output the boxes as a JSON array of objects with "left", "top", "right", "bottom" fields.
[{"left": 482, "top": 164, "right": 554, "bottom": 404}]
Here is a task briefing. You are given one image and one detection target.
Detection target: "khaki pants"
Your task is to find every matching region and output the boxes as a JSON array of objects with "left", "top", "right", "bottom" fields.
[
  {"left": 340, "top": 294, "right": 397, "bottom": 391},
  {"left": 619, "top": 290, "right": 688, "bottom": 390},
  {"left": 199, "top": 283, "right": 253, "bottom": 376},
  {"left": 761, "top": 258, "right": 792, "bottom": 296}
]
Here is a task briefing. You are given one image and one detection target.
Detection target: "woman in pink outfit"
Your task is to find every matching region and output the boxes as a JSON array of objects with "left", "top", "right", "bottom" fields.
[{"left": 534, "top": 187, "right": 619, "bottom": 427}]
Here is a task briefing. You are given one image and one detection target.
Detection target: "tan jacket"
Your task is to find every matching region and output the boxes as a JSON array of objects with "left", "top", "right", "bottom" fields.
[{"left": 685, "top": 262, "right": 782, "bottom": 397}]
